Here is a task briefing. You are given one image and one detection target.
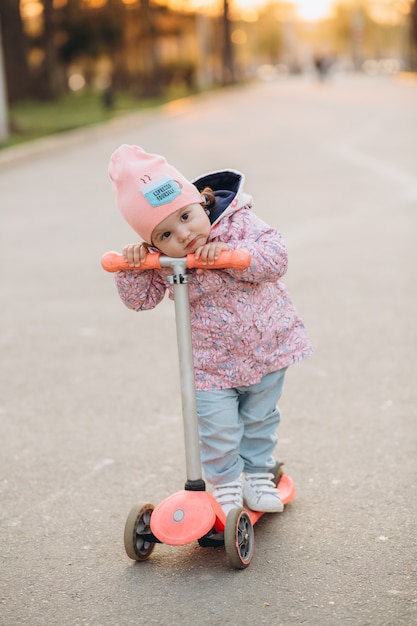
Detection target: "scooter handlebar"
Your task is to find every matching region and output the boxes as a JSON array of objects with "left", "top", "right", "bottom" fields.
[{"left": 101, "top": 249, "right": 251, "bottom": 272}]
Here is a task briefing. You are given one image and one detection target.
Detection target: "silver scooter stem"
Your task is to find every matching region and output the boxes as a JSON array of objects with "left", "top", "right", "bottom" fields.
[{"left": 163, "top": 257, "right": 204, "bottom": 487}]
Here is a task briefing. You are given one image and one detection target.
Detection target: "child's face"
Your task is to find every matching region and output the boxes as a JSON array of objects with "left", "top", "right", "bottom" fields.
[{"left": 151, "top": 203, "right": 211, "bottom": 257}]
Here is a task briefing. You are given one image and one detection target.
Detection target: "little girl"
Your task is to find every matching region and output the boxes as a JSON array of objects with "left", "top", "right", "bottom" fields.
[{"left": 108, "top": 144, "right": 312, "bottom": 515}]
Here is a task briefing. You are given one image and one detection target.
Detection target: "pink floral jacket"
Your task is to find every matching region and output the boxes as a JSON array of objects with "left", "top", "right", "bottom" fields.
[{"left": 115, "top": 171, "right": 312, "bottom": 390}]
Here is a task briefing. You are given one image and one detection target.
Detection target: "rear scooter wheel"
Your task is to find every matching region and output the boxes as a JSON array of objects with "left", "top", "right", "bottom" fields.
[
  {"left": 224, "top": 508, "right": 254, "bottom": 569},
  {"left": 124, "top": 502, "right": 156, "bottom": 561}
]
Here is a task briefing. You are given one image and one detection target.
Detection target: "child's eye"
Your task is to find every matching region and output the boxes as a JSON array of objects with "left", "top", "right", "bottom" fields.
[
  {"left": 161, "top": 231, "right": 171, "bottom": 240},
  {"left": 181, "top": 212, "right": 189, "bottom": 221}
]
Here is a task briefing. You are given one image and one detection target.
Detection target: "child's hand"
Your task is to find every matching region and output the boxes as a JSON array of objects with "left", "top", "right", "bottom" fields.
[
  {"left": 122, "top": 243, "right": 149, "bottom": 268},
  {"left": 194, "top": 242, "right": 229, "bottom": 264},
  {"left": 194, "top": 242, "right": 229, "bottom": 274}
]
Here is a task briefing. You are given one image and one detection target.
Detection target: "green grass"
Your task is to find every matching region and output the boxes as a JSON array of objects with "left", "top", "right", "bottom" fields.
[{"left": 2, "top": 85, "right": 197, "bottom": 149}]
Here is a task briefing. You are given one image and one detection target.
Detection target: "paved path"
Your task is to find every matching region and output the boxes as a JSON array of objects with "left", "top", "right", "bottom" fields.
[{"left": 1, "top": 73, "right": 416, "bottom": 625}]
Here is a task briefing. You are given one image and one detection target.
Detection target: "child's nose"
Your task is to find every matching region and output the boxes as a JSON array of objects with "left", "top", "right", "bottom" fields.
[{"left": 177, "top": 224, "right": 190, "bottom": 242}]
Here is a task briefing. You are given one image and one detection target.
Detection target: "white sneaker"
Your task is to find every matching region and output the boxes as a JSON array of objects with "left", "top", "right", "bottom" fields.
[
  {"left": 213, "top": 480, "right": 243, "bottom": 516},
  {"left": 243, "top": 472, "right": 284, "bottom": 513}
]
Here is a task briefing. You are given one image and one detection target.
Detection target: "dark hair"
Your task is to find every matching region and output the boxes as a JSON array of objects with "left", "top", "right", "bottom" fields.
[{"left": 201, "top": 187, "right": 216, "bottom": 211}]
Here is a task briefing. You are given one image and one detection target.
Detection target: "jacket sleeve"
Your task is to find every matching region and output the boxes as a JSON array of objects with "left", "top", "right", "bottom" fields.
[
  {"left": 212, "top": 209, "right": 288, "bottom": 283},
  {"left": 114, "top": 269, "right": 168, "bottom": 311}
]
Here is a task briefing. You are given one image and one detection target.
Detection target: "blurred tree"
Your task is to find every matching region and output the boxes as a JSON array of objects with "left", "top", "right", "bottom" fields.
[
  {"left": 222, "top": 0, "right": 235, "bottom": 83},
  {"left": 329, "top": 1, "right": 403, "bottom": 67},
  {"left": 33, "top": 0, "right": 62, "bottom": 98},
  {"left": 256, "top": 3, "right": 284, "bottom": 64},
  {"left": 139, "top": 0, "right": 162, "bottom": 96},
  {"left": 0, "top": 13, "right": 8, "bottom": 140},
  {"left": 331, "top": 2, "right": 366, "bottom": 67},
  {"left": 411, "top": 0, "right": 417, "bottom": 68},
  {"left": 0, "top": 0, "right": 31, "bottom": 102},
  {"left": 58, "top": 0, "right": 123, "bottom": 70}
]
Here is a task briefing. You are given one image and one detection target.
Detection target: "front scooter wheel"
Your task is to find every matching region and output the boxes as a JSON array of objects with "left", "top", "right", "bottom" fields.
[
  {"left": 124, "top": 502, "right": 156, "bottom": 561},
  {"left": 224, "top": 508, "right": 254, "bottom": 569}
]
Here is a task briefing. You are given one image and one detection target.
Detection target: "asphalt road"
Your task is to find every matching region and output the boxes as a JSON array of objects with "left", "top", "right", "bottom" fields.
[{"left": 1, "top": 73, "right": 416, "bottom": 626}]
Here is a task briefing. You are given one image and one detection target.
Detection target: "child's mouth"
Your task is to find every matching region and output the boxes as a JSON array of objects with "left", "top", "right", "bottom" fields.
[{"left": 186, "top": 237, "right": 198, "bottom": 251}]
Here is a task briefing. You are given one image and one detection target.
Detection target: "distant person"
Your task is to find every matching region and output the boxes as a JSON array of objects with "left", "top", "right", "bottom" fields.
[
  {"left": 108, "top": 144, "right": 313, "bottom": 514},
  {"left": 314, "top": 54, "right": 332, "bottom": 81},
  {"left": 102, "top": 86, "right": 115, "bottom": 110}
]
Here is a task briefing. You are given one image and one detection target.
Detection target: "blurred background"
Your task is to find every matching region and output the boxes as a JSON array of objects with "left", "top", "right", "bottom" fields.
[{"left": 0, "top": 0, "right": 416, "bottom": 145}]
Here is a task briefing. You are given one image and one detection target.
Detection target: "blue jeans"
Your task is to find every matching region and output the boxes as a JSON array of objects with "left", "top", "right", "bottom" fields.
[{"left": 195, "top": 368, "right": 287, "bottom": 486}]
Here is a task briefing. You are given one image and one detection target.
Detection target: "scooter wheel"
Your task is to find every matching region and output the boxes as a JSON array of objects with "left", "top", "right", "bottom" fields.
[
  {"left": 224, "top": 507, "right": 254, "bottom": 569},
  {"left": 124, "top": 502, "right": 156, "bottom": 561}
]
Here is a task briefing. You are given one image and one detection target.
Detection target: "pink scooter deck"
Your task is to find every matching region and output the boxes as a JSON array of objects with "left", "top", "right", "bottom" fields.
[{"left": 150, "top": 474, "right": 296, "bottom": 546}]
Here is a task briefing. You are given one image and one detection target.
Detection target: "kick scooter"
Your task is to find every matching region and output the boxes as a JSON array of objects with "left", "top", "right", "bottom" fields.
[{"left": 102, "top": 249, "right": 296, "bottom": 569}]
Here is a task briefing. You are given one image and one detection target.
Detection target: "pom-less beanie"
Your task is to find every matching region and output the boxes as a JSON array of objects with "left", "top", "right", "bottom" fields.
[{"left": 108, "top": 144, "right": 203, "bottom": 243}]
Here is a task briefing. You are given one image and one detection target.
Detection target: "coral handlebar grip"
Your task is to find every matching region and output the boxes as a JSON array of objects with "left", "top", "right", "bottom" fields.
[
  {"left": 101, "top": 249, "right": 251, "bottom": 272},
  {"left": 101, "top": 251, "right": 162, "bottom": 272},
  {"left": 186, "top": 249, "right": 251, "bottom": 270}
]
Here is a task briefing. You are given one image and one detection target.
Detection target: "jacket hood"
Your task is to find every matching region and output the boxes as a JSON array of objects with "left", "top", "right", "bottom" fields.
[{"left": 192, "top": 169, "right": 252, "bottom": 226}]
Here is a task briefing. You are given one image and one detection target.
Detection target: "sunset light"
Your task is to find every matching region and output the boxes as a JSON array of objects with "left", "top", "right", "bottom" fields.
[
  {"left": 293, "top": 0, "right": 333, "bottom": 21},
  {"left": 230, "top": 0, "right": 334, "bottom": 20}
]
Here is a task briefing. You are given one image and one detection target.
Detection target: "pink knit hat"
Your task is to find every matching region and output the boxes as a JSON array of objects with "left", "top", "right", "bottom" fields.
[{"left": 108, "top": 144, "right": 203, "bottom": 243}]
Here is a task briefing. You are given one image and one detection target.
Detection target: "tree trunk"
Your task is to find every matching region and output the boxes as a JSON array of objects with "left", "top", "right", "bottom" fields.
[
  {"left": 140, "top": 0, "right": 162, "bottom": 97},
  {"left": 35, "top": 0, "right": 62, "bottom": 98},
  {"left": 221, "top": 0, "right": 235, "bottom": 85},
  {"left": 410, "top": 0, "right": 417, "bottom": 70},
  {"left": 0, "top": 0, "right": 31, "bottom": 102}
]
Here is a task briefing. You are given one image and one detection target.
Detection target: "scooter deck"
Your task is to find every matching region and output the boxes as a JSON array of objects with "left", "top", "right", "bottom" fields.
[{"left": 150, "top": 474, "right": 296, "bottom": 546}]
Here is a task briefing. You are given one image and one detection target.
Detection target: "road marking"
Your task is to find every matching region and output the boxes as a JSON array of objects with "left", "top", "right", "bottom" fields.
[
  {"left": 1, "top": 458, "right": 115, "bottom": 528},
  {"left": 335, "top": 142, "right": 417, "bottom": 201}
]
